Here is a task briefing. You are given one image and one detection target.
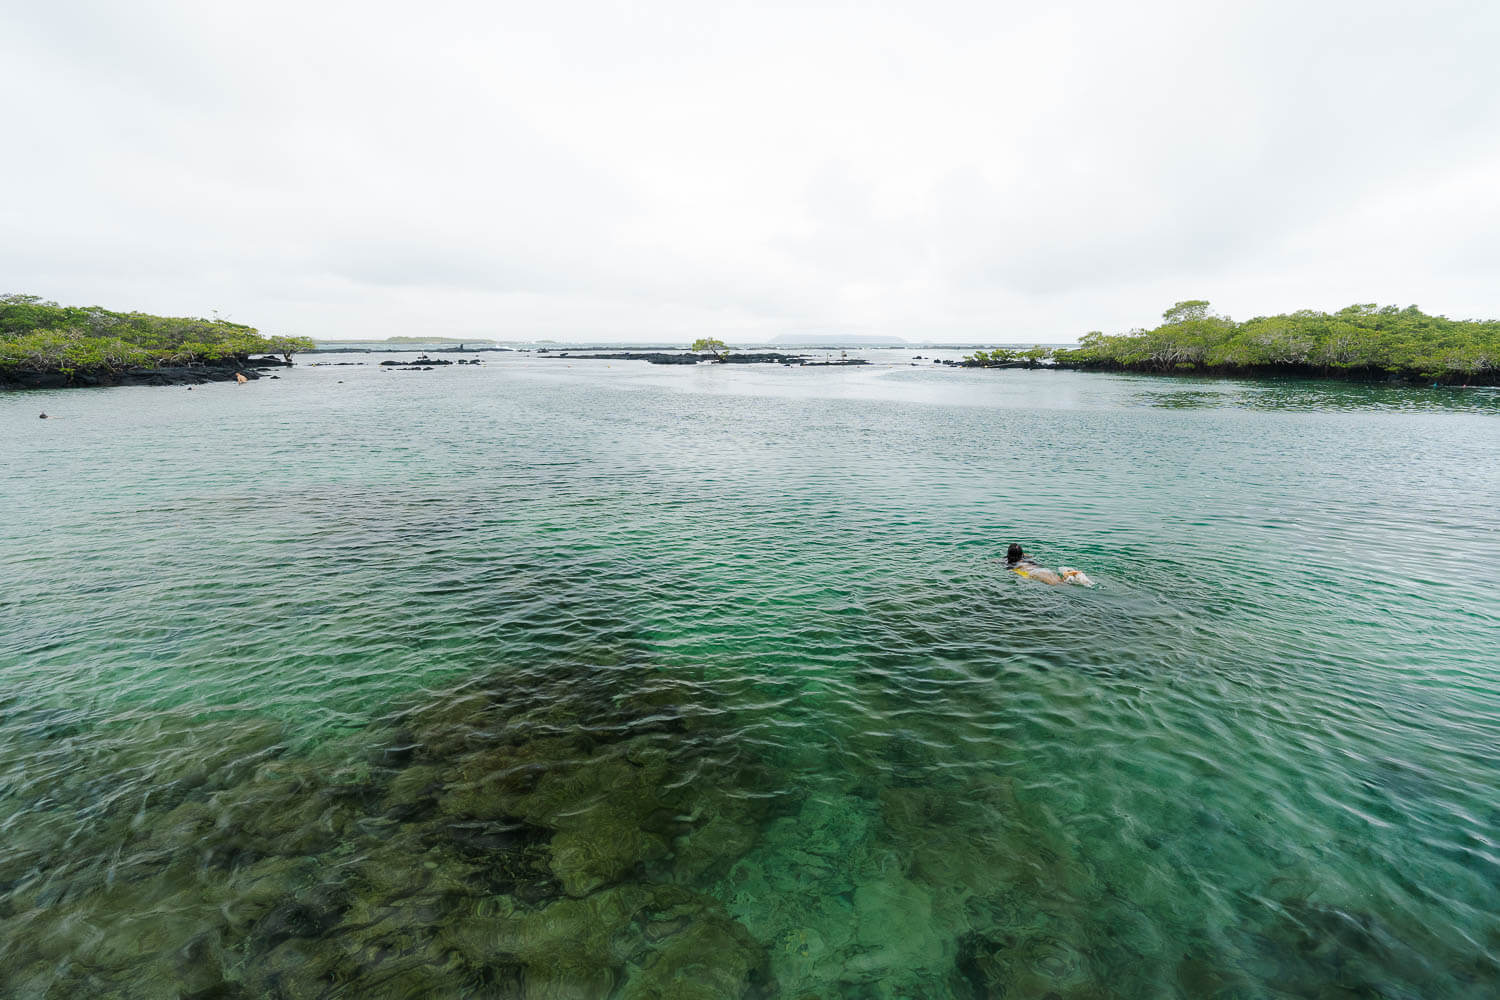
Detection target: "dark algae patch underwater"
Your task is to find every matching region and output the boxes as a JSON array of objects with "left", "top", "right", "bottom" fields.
[
  {"left": 0, "top": 663, "right": 780, "bottom": 999},
  {"left": 6, "top": 657, "right": 1494, "bottom": 998}
]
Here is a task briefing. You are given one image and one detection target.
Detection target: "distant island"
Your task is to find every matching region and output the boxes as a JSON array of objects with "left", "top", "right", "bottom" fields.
[
  {"left": 771, "top": 333, "right": 910, "bottom": 347},
  {"left": 963, "top": 301, "right": 1499, "bottom": 385},
  {"left": 317, "top": 336, "right": 498, "bottom": 345},
  {"left": 385, "top": 336, "right": 493, "bottom": 344},
  {"left": 1, "top": 293, "right": 314, "bottom": 389},
  {"left": 11, "top": 293, "right": 1496, "bottom": 390}
]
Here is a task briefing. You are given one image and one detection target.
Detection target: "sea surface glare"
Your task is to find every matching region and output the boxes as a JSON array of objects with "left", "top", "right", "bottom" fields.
[{"left": 2, "top": 353, "right": 1499, "bottom": 999}]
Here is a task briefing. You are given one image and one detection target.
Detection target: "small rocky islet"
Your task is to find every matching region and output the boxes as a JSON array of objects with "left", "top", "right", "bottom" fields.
[{"left": 379, "top": 356, "right": 486, "bottom": 371}]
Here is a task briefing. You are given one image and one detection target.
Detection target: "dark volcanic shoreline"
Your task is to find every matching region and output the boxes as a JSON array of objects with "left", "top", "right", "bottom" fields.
[
  {"left": 1, "top": 357, "right": 291, "bottom": 391},
  {"left": 948, "top": 357, "right": 1500, "bottom": 386},
  {"left": 546, "top": 351, "right": 869, "bottom": 366},
  {"left": 307, "top": 345, "right": 514, "bottom": 354},
  {"left": 1047, "top": 361, "right": 1500, "bottom": 386}
]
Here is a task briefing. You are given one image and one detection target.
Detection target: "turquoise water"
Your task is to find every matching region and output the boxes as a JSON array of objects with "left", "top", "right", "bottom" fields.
[{"left": 3, "top": 355, "right": 1498, "bottom": 998}]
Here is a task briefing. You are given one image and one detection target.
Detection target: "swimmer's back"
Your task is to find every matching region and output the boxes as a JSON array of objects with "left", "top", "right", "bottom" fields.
[{"left": 1010, "top": 562, "right": 1063, "bottom": 585}]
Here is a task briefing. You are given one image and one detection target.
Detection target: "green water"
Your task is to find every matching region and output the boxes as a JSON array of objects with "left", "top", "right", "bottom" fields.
[{"left": 3, "top": 357, "right": 1498, "bottom": 998}]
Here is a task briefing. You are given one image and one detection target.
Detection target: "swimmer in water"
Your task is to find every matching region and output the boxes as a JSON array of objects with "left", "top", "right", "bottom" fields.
[{"left": 1006, "top": 544, "right": 1093, "bottom": 586}]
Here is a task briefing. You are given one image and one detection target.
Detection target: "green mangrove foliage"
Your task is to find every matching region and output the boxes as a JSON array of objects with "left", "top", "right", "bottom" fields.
[
  {"left": 690, "top": 336, "right": 729, "bottom": 360},
  {"left": 963, "top": 346, "right": 1054, "bottom": 367},
  {"left": 0, "top": 293, "right": 314, "bottom": 377},
  {"left": 1051, "top": 301, "right": 1500, "bottom": 381}
]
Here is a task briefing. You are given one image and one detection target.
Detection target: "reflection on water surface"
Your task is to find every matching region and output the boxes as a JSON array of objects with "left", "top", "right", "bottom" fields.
[{"left": 1131, "top": 374, "right": 1500, "bottom": 413}]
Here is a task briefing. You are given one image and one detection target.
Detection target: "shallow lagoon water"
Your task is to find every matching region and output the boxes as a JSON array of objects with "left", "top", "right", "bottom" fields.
[{"left": 2, "top": 354, "right": 1499, "bottom": 998}]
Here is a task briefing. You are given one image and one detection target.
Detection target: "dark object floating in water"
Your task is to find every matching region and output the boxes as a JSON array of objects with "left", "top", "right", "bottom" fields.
[
  {"left": 379, "top": 354, "right": 480, "bottom": 371},
  {"left": 38, "top": 412, "right": 47, "bottom": 419}
]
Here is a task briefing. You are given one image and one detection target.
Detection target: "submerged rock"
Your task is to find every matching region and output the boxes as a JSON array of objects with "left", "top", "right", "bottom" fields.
[
  {"left": 618, "top": 912, "right": 769, "bottom": 1000},
  {"left": 0, "top": 662, "right": 787, "bottom": 999},
  {"left": 952, "top": 927, "right": 1097, "bottom": 1000},
  {"left": 671, "top": 809, "right": 757, "bottom": 885},
  {"left": 844, "top": 876, "right": 946, "bottom": 982},
  {"left": 549, "top": 819, "right": 670, "bottom": 897}
]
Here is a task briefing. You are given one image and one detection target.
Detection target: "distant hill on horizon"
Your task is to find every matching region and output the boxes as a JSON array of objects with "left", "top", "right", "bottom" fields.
[
  {"left": 770, "top": 333, "right": 910, "bottom": 347},
  {"left": 309, "top": 336, "right": 498, "bottom": 345}
]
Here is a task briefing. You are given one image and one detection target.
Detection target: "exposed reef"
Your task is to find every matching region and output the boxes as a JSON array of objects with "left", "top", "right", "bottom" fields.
[
  {"left": 1048, "top": 359, "right": 1500, "bottom": 385},
  {"left": 543, "top": 351, "right": 871, "bottom": 367},
  {"left": 378, "top": 355, "right": 484, "bottom": 370},
  {"left": 941, "top": 355, "right": 1500, "bottom": 386},
  {"left": 381, "top": 356, "right": 454, "bottom": 366},
  {"left": 307, "top": 345, "right": 515, "bottom": 354},
  {"left": 1, "top": 356, "right": 291, "bottom": 390},
  {"left": 546, "top": 351, "right": 803, "bottom": 366},
  {"left": 945, "top": 358, "right": 1048, "bottom": 369}
]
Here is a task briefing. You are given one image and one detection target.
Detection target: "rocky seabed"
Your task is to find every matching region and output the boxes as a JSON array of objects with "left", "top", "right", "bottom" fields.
[{"left": 1, "top": 658, "right": 1483, "bottom": 999}]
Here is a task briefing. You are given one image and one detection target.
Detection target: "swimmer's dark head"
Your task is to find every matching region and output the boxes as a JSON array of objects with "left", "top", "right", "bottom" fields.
[{"left": 1006, "top": 543, "right": 1024, "bottom": 564}]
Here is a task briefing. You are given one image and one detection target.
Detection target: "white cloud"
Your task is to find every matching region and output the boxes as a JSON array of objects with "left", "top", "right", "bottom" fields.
[{"left": 3, "top": 0, "right": 1497, "bottom": 341}]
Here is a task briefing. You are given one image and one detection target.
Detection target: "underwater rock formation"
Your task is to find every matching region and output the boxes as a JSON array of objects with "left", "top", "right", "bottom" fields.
[
  {"left": 4, "top": 648, "right": 1474, "bottom": 998},
  {"left": 0, "top": 664, "right": 777, "bottom": 999}
]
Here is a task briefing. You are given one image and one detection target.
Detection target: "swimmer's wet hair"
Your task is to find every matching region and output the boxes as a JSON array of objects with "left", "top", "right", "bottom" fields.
[{"left": 1006, "top": 543, "right": 1024, "bottom": 564}]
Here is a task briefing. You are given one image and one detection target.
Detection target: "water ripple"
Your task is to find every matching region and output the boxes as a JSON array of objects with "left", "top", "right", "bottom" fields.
[{"left": 1, "top": 363, "right": 1498, "bottom": 996}]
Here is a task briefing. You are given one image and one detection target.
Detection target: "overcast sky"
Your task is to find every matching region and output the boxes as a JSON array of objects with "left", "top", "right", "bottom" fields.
[{"left": 4, "top": 0, "right": 1498, "bottom": 343}]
